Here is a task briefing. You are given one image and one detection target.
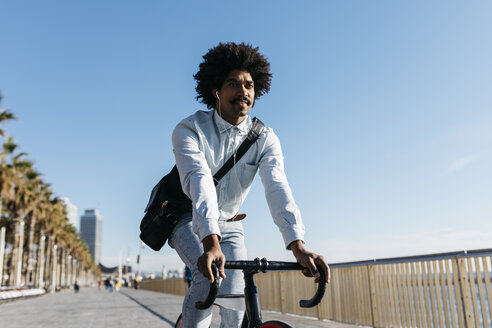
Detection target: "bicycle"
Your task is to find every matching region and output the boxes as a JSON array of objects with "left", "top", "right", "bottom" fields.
[{"left": 175, "top": 257, "right": 327, "bottom": 328}]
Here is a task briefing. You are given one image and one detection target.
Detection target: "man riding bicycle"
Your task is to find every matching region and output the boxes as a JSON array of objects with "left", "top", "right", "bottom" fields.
[{"left": 169, "top": 42, "right": 330, "bottom": 328}]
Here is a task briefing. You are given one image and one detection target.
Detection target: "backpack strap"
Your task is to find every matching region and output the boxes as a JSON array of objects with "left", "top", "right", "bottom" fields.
[{"left": 212, "top": 117, "right": 264, "bottom": 186}]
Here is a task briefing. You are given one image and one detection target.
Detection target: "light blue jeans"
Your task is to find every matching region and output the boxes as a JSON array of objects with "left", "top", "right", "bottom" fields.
[{"left": 169, "top": 213, "right": 247, "bottom": 328}]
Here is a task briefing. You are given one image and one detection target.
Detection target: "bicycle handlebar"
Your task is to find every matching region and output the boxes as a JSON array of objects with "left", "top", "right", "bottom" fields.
[
  {"left": 195, "top": 258, "right": 326, "bottom": 309},
  {"left": 195, "top": 264, "right": 220, "bottom": 309},
  {"left": 299, "top": 264, "right": 326, "bottom": 308}
]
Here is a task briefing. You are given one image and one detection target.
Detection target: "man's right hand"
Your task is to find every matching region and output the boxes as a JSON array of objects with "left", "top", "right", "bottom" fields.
[{"left": 197, "top": 234, "right": 226, "bottom": 283}]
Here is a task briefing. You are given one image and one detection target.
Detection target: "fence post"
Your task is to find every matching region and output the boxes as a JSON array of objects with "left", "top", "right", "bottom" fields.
[
  {"left": 280, "top": 272, "right": 286, "bottom": 314},
  {"left": 368, "top": 264, "right": 379, "bottom": 327},
  {"left": 456, "top": 257, "right": 475, "bottom": 327}
]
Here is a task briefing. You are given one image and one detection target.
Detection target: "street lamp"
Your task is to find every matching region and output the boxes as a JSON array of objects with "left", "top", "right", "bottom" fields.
[
  {"left": 136, "top": 242, "right": 145, "bottom": 281},
  {"left": 118, "top": 251, "right": 123, "bottom": 284}
]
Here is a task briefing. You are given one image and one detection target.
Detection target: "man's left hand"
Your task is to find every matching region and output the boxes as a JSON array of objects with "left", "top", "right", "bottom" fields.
[{"left": 289, "top": 240, "right": 330, "bottom": 283}]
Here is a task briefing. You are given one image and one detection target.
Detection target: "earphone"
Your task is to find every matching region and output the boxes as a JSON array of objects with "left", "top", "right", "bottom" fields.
[{"left": 216, "top": 90, "right": 222, "bottom": 118}]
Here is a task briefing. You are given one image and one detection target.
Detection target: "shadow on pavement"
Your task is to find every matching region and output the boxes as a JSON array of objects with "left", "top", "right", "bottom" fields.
[{"left": 120, "top": 290, "right": 175, "bottom": 326}]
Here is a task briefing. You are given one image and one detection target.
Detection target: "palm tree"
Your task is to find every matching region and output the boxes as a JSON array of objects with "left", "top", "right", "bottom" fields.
[
  {"left": 33, "top": 186, "right": 52, "bottom": 287},
  {"left": 22, "top": 173, "right": 48, "bottom": 285},
  {"left": 0, "top": 93, "right": 17, "bottom": 140},
  {"left": 0, "top": 137, "right": 31, "bottom": 286},
  {"left": 1, "top": 100, "right": 100, "bottom": 287},
  {"left": 0, "top": 96, "right": 17, "bottom": 285}
]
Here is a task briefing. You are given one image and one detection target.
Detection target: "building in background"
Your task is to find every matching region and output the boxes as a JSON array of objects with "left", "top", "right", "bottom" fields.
[
  {"left": 61, "top": 197, "right": 78, "bottom": 230},
  {"left": 80, "top": 209, "right": 102, "bottom": 265}
]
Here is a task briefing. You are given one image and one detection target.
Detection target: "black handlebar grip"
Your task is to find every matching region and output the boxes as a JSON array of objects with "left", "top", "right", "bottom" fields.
[
  {"left": 195, "top": 264, "right": 220, "bottom": 309},
  {"left": 299, "top": 264, "right": 327, "bottom": 308}
]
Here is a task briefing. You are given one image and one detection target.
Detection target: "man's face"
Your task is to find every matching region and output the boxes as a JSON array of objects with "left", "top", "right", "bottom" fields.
[{"left": 213, "top": 70, "right": 255, "bottom": 125}]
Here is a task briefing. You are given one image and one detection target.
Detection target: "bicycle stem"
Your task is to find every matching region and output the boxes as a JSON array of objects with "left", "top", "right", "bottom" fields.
[{"left": 244, "top": 269, "right": 262, "bottom": 327}]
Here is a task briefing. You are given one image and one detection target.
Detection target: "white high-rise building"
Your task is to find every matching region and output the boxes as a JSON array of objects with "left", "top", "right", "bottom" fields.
[
  {"left": 61, "top": 197, "right": 78, "bottom": 230},
  {"left": 80, "top": 209, "right": 102, "bottom": 265}
]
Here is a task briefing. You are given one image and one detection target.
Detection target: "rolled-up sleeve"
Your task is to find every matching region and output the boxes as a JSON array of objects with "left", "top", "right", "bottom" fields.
[
  {"left": 258, "top": 130, "right": 305, "bottom": 249},
  {"left": 172, "top": 121, "right": 221, "bottom": 241}
]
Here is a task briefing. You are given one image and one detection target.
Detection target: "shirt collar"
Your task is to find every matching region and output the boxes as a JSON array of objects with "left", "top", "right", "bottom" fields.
[{"left": 213, "top": 110, "right": 251, "bottom": 134}]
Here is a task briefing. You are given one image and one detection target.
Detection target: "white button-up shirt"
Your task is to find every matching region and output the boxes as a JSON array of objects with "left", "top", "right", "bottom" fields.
[{"left": 172, "top": 110, "right": 305, "bottom": 249}]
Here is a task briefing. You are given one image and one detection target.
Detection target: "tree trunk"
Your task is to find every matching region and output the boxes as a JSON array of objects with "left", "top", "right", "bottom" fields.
[
  {"left": 16, "top": 219, "right": 25, "bottom": 285},
  {"left": 36, "top": 233, "right": 46, "bottom": 288},
  {"left": 73, "top": 258, "right": 77, "bottom": 285},
  {"left": 0, "top": 227, "right": 5, "bottom": 287},
  {"left": 51, "top": 243, "right": 57, "bottom": 292},
  {"left": 8, "top": 219, "right": 20, "bottom": 286},
  {"left": 1, "top": 240, "right": 10, "bottom": 286},
  {"left": 66, "top": 252, "right": 71, "bottom": 287},
  {"left": 25, "top": 213, "right": 36, "bottom": 285},
  {"left": 60, "top": 247, "right": 65, "bottom": 288},
  {"left": 44, "top": 235, "right": 53, "bottom": 286}
]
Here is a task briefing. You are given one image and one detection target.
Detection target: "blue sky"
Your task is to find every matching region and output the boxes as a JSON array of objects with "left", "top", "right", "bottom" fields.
[{"left": 1, "top": 1, "right": 491, "bottom": 272}]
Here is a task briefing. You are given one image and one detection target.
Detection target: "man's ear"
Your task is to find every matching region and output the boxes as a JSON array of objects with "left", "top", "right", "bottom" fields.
[{"left": 212, "top": 89, "right": 218, "bottom": 99}]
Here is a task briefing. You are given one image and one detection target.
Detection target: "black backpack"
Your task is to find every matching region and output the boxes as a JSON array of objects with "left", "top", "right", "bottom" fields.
[{"left": 139, "top": 117, "right": 264, "bottom": 251}]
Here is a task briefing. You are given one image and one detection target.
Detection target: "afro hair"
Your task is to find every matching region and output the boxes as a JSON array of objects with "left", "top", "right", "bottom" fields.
[{"left": 194, "top": 42, "right": 272, "bottom": 109}]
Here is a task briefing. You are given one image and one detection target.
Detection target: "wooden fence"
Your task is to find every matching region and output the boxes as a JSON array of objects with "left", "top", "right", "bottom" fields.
[
  {"left": 139, "top": 277, "right": 189, "bottom": 296},
  {"left": 139, "top": 249, "right": 492, "bottom": 327}
]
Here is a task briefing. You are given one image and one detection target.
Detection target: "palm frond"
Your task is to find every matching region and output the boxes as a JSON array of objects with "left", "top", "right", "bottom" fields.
[
  {"left": 2, "top": 137, "right": 18, "bottom": 153},
  {"left": 0, "top": 110, "right": 17, "bottom": 122},
  {"left": 13, "top": 152, "right": 28, "bottom": 161}
]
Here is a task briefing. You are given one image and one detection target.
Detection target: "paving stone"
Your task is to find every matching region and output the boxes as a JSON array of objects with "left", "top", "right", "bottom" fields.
[{"left": 0, "top": 287, "right": 365, "bottom": 328}]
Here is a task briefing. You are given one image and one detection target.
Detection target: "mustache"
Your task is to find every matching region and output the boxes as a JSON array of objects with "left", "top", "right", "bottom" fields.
[{"left": 230, "top": 96, "right": 251, "bottom": 105}]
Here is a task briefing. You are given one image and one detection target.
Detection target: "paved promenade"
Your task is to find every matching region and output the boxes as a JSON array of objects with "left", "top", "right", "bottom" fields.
[{"left": 0, "top": 287, "right": 363, "bottom": 328}]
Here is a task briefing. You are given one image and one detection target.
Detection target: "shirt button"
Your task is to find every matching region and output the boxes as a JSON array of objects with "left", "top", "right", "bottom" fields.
[{"left": 221, "top": 187, "right": 225, "bottom": 191}]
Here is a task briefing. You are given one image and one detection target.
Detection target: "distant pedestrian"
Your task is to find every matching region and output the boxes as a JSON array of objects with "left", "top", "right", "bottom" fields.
[
  {"left": 184, "top": 266, "right": 192, "bottom": 288},
  {"left": 74, "top": 281, "right": 80, "bottom": 293}
]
